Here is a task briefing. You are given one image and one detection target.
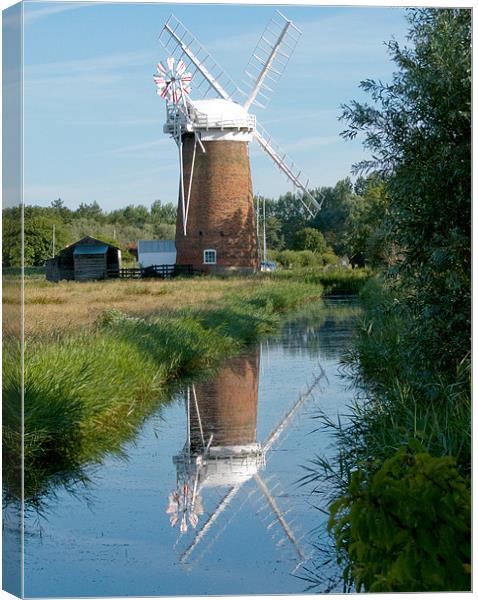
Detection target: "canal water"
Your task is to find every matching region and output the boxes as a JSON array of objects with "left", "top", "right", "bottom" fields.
[{"left": 23, "top": 298, "right": 360, "bottom": 597}]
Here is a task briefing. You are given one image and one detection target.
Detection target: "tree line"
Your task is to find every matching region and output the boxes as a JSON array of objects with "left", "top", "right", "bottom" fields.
[
  {"left": 2, "top": 200, "right": 177, "bottom": 267},
  {"left": 259, "top": 172, "right": 388, "bottom": 266},
  {"left": 2, "top": 172, "right": 388, "bottom": 268}
]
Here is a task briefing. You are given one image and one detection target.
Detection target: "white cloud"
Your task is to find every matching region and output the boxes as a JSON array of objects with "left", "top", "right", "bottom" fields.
[
  {"left": 24, "top": 49, "right": 154, "bottom": 100},
  {"left": 100, "top": 138, "right": 171, "bottom": 159},
  {"left": 24, "top": 1, "right": 97, "bottom": 26},
  {"left": 26, "top": 50, "right": 151, "bottom": 77},
  {"left": 283, "top": 134, "right": 339, "bottom": 153}
]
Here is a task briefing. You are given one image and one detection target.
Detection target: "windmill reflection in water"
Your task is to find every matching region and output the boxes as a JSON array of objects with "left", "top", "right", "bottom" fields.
[{"left": 167, "top": 347, "right": 326, "bottom": 568}]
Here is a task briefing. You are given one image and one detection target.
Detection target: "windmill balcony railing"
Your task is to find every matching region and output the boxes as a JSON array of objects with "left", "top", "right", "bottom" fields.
[
  {"left": 191, "top": 112, "right": 256, "bottom": 131},
  {"left": 165, "top": 104, "right": 256, "bottom": 133}
]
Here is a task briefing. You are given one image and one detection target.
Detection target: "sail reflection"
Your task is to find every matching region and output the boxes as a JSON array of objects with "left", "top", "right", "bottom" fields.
[{"left": 168, "top": 346, "right": 326, "bottom": 567}]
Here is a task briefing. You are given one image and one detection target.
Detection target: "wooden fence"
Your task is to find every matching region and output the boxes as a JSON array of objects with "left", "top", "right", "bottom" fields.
[{"left": 111, "top": 264, "right": 197, "bottom": 280}]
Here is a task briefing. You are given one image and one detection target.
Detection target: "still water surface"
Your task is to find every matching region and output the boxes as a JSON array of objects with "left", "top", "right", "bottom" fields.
[{"left": 24, "top": 298, "right": 359, "bottom": 597}]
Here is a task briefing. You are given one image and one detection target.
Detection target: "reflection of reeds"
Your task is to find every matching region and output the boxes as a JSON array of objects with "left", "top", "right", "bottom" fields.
[{"left": 4, "top": 278, "right": 330, "bottom": 507}]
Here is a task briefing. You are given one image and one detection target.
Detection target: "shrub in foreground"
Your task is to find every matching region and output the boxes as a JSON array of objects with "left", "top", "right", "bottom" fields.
[{"left": 329, "top": 444, "right": 471, "bottom": 592}]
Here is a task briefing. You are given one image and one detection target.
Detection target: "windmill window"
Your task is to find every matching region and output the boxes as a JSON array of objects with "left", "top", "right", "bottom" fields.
[{"left": 203, "top": 249, "right": 216, "bottom": 265}]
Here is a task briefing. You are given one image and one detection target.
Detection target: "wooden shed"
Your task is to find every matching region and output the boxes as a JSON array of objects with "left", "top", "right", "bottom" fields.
[{"left": 46, "top": 236, "right": 121, "bottom": 282}]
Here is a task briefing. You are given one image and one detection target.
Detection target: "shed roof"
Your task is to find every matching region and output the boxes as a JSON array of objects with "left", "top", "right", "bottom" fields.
[
  {"left": 59, "top": 236, "right": 120, "bottom": 257},
  {"left": 138, "top": 240, "right": 176, "bottom": 254},
  {"left": 73, "top": 244, "right": 109, "bottom": 255}
]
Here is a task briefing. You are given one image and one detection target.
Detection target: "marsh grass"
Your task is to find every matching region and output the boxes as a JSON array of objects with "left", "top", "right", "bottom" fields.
[
  {"left": 303, "top": 278, "right": 470, "bottom": 492},
  {"left": 270, "top": 267, "right": 372, "bottom": 295},
  {"left": 26, "top": 295, "right": 67, "bottom": 305},
  {"left": 339, "top": 278, "right": 470, "bottom": 471},
  {"left": 122, "top": 285, "right": 168, "bottom": 296},
  {"left": 20, "top": 275, "right": 261, "bottom": 334}
]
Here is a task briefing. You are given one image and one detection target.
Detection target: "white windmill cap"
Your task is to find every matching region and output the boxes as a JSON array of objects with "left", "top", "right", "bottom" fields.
[{"left": 191, "top": 98, "right": 249, "bottom": 118}]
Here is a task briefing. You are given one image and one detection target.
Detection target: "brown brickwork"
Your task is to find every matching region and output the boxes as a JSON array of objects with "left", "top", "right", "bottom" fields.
[
  {"left": 175, "top": 133, "right": 259, "bottom": 272},
  {"left": 190, "top": 348, "right": 259, "bottom": 451}
]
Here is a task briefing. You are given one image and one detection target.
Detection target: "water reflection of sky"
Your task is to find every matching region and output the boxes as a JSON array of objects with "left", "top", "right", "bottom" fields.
[{"left": 23, "top": 298, "right": 359, "bottom": 597}]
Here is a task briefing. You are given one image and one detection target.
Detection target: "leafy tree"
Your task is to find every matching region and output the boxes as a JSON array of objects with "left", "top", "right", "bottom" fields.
[
  {"left": 76, "top": 201, "right": 104, "bottom": 222},
  {"left": 151, "top": 200, "right": 177, "bottom": 225},
  {"left": 2, "top": 207, "right": 22, "bottom": 267},
  {"left": 3, "top": 206, "right": 70, "bottom": 267},
  {"left": 345, "top": 173, "right": 391, "bottom": 267},
  {"left": 264, "top": 192, "right": 312, "bottom": 248},
  {"left": 341, "top": 8, "right": 471, "bottom": 374},
  {"left": 23, "top": 208, "right": 69, "bottom": 266},
  {"left": 153, "top": 223, "right": 175, "bottom": 239},
  {"left": 293, "top": 227, "right": 327, "bottom": 253},
  {"left": 265, "top": 215, "right": 285, "bottom": 251},
  {"left": 312, "top": 179, "right": 356, "bottom": 255},
  {"left": 50, "top": 198, "right": 73, "bottom": 224},
  {"left": 122, "top": 205, "right": 149, "bottom": 227},
  {"left": 50, "top": 198, "right": 63, "bottom": 210}
]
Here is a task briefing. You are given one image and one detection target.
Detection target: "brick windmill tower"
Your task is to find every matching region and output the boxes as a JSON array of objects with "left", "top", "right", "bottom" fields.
[{"left": 154, "top": 11, "right": 322, "bottom": 273}]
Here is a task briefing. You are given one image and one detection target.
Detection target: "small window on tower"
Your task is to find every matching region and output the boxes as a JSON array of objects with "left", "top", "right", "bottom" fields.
[{"left": 204, "top": 249, "right": 217, "bottom": 265}]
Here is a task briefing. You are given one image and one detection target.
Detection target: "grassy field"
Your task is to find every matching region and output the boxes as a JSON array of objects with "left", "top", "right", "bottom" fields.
[
  {"left": 3, "top": 268, "right": 371, "bottom": 506},
  {"left": 3, "top": 267, "right": 372, "bottom": 335},
  {"left": 17, "top": 276, "right": 262, "bottom": 335}
]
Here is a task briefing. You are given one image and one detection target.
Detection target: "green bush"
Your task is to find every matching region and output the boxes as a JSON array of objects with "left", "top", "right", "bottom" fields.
[
  {"left": 274, "top": 249, "right": 340, "bottom": 269},
  {"left": 329, "top": 444, "right": 471, "bottom": 592},
  {"left": 275, "top": 249, "right": 308, "bottom": 269},
  {"left": 322, "top": 251, "right": 340, "bottom": 266},
  {"left": 293, "top": 227, "right": 327, "bottom": 253}
]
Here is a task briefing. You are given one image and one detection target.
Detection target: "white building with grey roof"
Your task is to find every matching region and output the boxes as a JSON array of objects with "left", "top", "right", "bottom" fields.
[{"left": 137, "top": 240, "right": 177, "bottom": 268}]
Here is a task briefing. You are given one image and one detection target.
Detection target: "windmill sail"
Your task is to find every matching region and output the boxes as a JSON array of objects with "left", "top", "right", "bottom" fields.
[
  {"left": 243, "top": 11, "right": 302, "bottom": 111},
  {"left": 159, "top": 14, "right": 244, "bottom": 103},
  {"left": 254, "top": 122, "right": 323, "bottom": 218}
]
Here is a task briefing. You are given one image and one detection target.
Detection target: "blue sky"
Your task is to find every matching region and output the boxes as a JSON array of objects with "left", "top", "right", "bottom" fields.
[{"left": 22, "top": 1, "right": 409, "bottom": 211}]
